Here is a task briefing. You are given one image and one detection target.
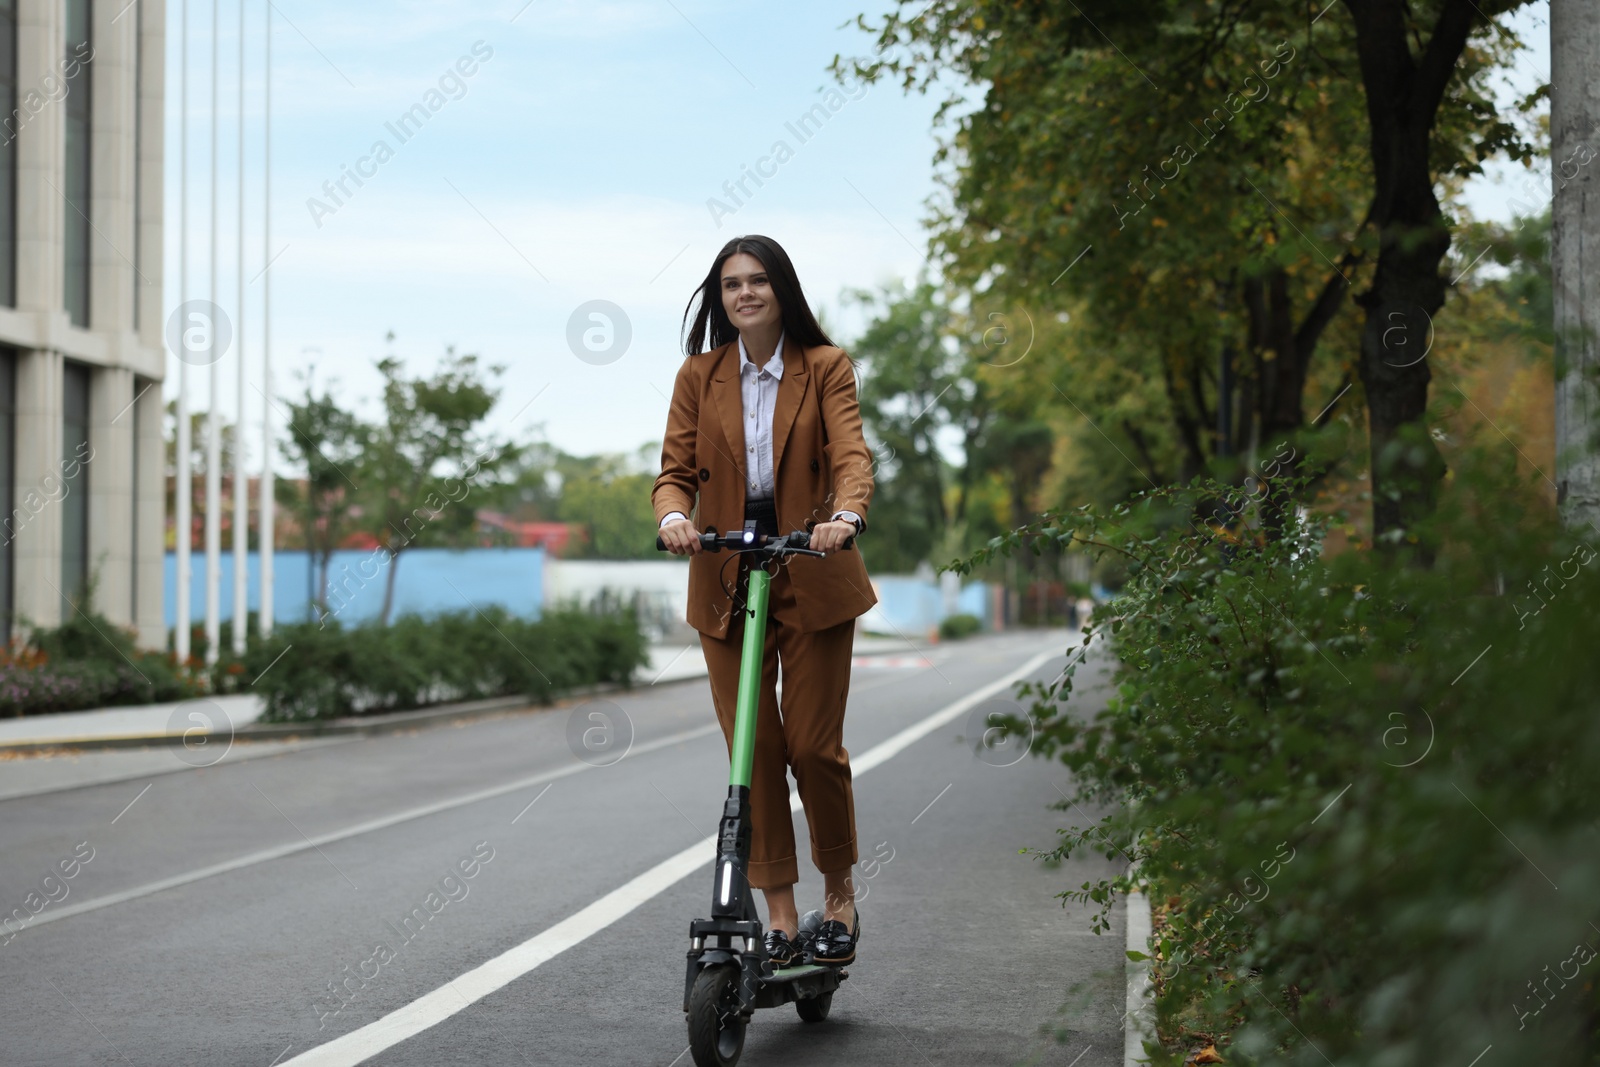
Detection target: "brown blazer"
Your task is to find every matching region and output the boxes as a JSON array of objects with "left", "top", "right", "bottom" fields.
[{"left": 654, "top": 340, "right": 878, "bottom": 638}]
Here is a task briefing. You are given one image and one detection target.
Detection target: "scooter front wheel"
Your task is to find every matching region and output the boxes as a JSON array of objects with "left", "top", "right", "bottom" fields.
[
  {"left": 795, "top": 991, "right": 832, "bottom": 1022},
  {"left": 687, "top": 963, "right": 747, "bottom": 1067}
]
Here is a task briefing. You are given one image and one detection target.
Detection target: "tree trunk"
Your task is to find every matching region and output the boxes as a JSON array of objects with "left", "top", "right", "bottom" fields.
[
  {"left": 316, "top": 548, "right": 329, "bottom": 614},
  {"left": 314, "top": 512, "right": 332, "bottom": 617},
  {"left": 380, "top": 546, "right": 402, "bottom": 626},
  {"left": 1344, "top": 0, "right": 1480, "bottom": 547},
  {"left": 1238, "top": 257, "right": 1358, "bottom": 478},
  {"left": 1355, "top": 237, "right": 1448, "bottom": 544},
  {"left": 1160, "top": 359, "right": 1207, "bottom": 481},
  {"left": 1552, "top": 0, "right": 1600, "bottom": 530}
]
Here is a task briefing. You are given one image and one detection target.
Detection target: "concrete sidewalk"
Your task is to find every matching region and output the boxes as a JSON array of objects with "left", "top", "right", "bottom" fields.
[
  {"left": 0, "top": 692, "right": 267, "bottom": 747},
  {"left": 0, "top": 634, "right": 932, "bottom": 752}
]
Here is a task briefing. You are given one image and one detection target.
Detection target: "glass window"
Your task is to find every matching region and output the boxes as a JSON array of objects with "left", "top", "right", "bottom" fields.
[
  {"left": 63, "top": 0, "right": 91, "bottom": 327},
  {"left": 131, "top": 1, "right": 140, "bottom": 328},
  {"left": 0, "top": 349, "right": 13, "bottom": 641},
  {"left": 61, "top": 362, "right": 90, "bottom": 608},
  {"left": 0, "top": 0, "right": 15, "bottom": 307},
  {"left": 131, "top": 376, "right": 142, "bottom": 620}
]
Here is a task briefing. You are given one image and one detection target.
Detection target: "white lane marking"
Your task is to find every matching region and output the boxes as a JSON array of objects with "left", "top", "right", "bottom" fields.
[
  {"left": 847, "top": 648, "right": 1056, "bottom": 775},
  {"left": 282, "top": 643, "right": 1063, "bottom": 1067},
  {"left": 18, "top": 722, "right": 724, "bottom": 934},
  {"left": 851, "top": 654, "right": 934, "bottom": 669}
]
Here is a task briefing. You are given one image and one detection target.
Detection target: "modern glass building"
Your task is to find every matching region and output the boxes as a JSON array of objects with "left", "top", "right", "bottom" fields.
[{"left": 0, "top": 0, "right": 165, "bottom": 644}]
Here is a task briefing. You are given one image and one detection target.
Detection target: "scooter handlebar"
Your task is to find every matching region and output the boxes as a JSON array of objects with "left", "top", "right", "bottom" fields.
[{"left": 654, "top": 528, "right": 854, "bottom": 554}]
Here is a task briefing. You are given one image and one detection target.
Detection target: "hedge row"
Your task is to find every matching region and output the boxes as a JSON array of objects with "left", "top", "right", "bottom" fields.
[
  {"left": 0, "top": 605, "right": 647, "bottom": 721},
  {"left": 239, "top": 606, "right": 649, "bottom": 722},
  {"left": 937, "top": 612, "right": 982, "bottom": 640},
  {"left": 957, "top": 454, "right": 1600, "bottom": 1066},
  {"left": 0, "top": 613, "right": 203, "bottom": 717}
]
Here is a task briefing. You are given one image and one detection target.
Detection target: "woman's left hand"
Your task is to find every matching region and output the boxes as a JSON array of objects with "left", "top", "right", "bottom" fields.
[{"left": 809, "top": 520, "right": 856, "bottom": 556}]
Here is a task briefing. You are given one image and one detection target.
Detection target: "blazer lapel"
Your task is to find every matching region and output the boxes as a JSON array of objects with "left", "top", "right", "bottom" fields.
[
  {"left": 709, "top": 342, "right": 747, "bottom": 487},
  {"left": 771, "top": 342, "right": 810, "bottom": 483}
]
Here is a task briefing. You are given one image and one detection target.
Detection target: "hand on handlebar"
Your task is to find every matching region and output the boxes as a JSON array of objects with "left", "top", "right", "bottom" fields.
[
  {"left": 808, "top": 519, "right": 857, "bottom": 557},
  {"left": 658, "top": 518, "right": 702, "bottom": 556},
  {"left": 655, "top": 524, "right": 854, "bottom": 555}
]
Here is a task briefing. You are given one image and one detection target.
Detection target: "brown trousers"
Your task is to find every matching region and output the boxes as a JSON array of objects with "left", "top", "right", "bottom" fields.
[{"left": 699, "top": 562, "right": 858, "bottom": 889}]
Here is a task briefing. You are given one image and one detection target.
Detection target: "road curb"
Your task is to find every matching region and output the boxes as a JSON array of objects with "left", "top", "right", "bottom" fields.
[
  {"left": 1124, "top": 888, "right": 1156, "bottom": 1067},
  {"left": 0, "top": 675, "right": 702, "bottom": 756}
]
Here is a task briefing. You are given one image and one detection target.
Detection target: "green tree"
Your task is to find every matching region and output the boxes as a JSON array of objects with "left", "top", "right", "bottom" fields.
[
  {"left": 554, "top": 446, "right": 660, "bottom": 560},
  {"left": 275, "top": 370, "right": 367, "bottom": 616},
  {"left": 849, "top": 279, "right": 974, "bottom": 571},
  {"left": 836, "top": 0, "right": 1541, "bottom": 546},
  {"left": 360, "top": 340, "right": 515, "bottom": 624},
  {"left": 1482, "top": 206, "right": 1553, "bottom": 347},
  {"left": 479, "top": 438, "right": 564, "bottom": 530},
  {"left": 848, "top": 281, "right": 1072, "bottom": 577}
]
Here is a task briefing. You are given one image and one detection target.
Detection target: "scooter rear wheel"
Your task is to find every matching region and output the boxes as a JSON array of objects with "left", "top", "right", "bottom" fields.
[
  {"left": 687, "top": 963, "right": 747, "bottom": 1067},
  {"left": 795, "top": 991, "right": 832, "bottom": 1022}
]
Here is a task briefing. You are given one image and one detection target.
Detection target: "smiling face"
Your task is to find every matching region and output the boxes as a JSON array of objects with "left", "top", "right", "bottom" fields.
[{"left": 719, "top": 252, "right": 783, "bottom": 336}]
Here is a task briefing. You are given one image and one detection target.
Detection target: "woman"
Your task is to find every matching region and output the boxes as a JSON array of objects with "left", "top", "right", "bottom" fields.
[{"left": 654, "top": 235, "right": 876, "bottom": 968}]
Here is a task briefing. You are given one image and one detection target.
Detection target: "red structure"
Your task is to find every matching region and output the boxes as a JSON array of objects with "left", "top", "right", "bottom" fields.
[{"left": 474, "top": 511, "right": 578, "bottom": 553}]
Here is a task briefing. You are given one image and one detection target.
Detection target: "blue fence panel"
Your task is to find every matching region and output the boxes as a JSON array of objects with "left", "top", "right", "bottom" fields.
[
  {"left": 956, "top": 582, "right": 990, "bottom": 621},
  {"left": 865, "top": 575, "right": 990, "bottom": 635},
  {"left": 164, "top": 547, "right": 545, "bottom": 628}
]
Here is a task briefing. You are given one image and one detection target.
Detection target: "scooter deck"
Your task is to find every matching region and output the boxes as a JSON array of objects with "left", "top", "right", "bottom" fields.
[
  {"left": 751, "top": 960, "right": 846, "bottom": 1010},
  {"left": 763, "top": 962, "right": 843, "bottom": 983}
]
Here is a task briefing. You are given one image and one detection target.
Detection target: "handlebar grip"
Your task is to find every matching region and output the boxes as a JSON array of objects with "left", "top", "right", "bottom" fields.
[
  {"left": 656, "top": 532, "right": 720, "bottom": 552},
  {"left": 797, "top": 531, "right": 854, "bottom": 551}
]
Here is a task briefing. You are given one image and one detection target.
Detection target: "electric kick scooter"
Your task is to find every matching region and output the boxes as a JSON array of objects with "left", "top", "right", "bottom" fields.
[{"left": 656, "top": 520, "right": 854, "bottom": 1067}]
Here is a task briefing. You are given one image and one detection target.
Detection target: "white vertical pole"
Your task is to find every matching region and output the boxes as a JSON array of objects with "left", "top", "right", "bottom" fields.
[
  {"left": 1553, "top": 0, "right": 1600, "bottom": 529},
  {"left": 204, "top": 0, "right": 221, "bottom": 666},
  {"left": 176, "top": 0, "right": 192, "bottom": 663},
  {"left": 232, "top": 0, "right": 247, "bottom": 655},
  {"left": 259, "top": 0, "right": 275, "bottom": 637}
]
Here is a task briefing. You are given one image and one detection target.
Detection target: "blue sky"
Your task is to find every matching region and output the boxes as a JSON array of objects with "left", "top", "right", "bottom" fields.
[
  {"left": 164, "top": 0, "right": 948, "bottom": 465},
  {"left": 161, "top": 0, "right": 1551, "bottom": 468}
]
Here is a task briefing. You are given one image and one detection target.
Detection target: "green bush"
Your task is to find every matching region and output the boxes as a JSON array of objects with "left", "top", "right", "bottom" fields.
[
  {"left": 938, "top": 612, "right": 982, "bottom": 640},
  {"left": 248, "top": 606, "right": 648, "bottom": 722},
  {"left": 954, "top": 457, "right": 1600, "bottom": 1066},
  {"left": 0, "top": 611, "right": 202, "bottom": 716}
]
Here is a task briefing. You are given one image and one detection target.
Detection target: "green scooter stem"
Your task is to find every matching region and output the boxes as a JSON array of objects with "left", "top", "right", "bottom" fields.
[{"left": 728, "top": 566, "right": 770, "bottom": 789}]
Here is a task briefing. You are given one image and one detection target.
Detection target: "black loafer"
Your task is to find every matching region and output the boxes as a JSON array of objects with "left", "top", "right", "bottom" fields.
[
  {"left": 810, "top": 907, "right": 859, "bottom": 966},
  {"left": 764, "top": 929, "right": 800, "bottom": 969}
]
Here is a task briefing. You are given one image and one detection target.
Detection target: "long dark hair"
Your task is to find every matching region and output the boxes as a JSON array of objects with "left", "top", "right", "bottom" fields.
[{"left": 681, "top": 235, "right": 837, "bottom": 356}]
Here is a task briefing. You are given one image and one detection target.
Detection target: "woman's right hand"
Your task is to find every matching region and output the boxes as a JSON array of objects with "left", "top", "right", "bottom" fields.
[{"left": 659, "top": 518, "right": 702, "bottom": 556}]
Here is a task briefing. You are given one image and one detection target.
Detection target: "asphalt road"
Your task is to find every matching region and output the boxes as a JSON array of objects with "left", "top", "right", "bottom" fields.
[{"left": 0, "top": 630, "right": 1126, "bottom": 1067}]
